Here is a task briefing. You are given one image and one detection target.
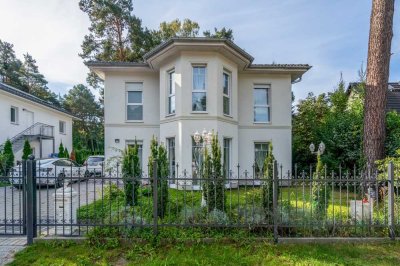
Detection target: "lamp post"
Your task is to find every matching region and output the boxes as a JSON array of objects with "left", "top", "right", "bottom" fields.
[
  {"left": 193, "top": 129, "right": 213, "bottom": 206},
  {"left": 309, "top": 142, "right": 325, "bottom": 156}
]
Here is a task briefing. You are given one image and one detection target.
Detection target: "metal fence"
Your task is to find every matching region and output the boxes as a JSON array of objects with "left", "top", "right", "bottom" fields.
[{"left": 0, "top": 157, "right": 399, "bottom": 244}]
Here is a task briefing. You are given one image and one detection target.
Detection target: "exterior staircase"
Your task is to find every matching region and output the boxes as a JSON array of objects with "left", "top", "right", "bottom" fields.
[{"left": 0, "top": 123, "right": 54, "bottom": 153}]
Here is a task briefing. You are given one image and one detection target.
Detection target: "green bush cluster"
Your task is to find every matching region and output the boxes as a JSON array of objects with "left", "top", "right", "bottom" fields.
[
  {"left": 262, "top": 144, "right": 275, "bottom": 222},
  {"left": 148, "top": 137, "right": 169, "bottom": 219},
  {"left": 121, "top": 142, "right": 141, "bottom": 206},
  {"left": 0, "top": 139, "right": 14, "bottom": 175},
  {"left": 202, "top": 134, "right": 225, "bottom": 212}
]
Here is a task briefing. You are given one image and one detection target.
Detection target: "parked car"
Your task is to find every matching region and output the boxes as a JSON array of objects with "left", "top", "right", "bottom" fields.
[
  {"left": 83, "top": 155, "right": 105, "bottom": 177},
  {"left": 9, "top": 158, "right": 90, "bottom": 188}
]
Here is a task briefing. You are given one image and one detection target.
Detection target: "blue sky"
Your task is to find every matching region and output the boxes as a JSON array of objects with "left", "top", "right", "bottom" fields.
[{"left": 0, "top": 0, "right": 399, "bottom": 101}]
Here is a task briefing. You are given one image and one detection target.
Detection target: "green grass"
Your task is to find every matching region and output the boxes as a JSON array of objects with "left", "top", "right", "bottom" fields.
[{"left": 8, "top": 240, "right": 400, "bottom": 266}]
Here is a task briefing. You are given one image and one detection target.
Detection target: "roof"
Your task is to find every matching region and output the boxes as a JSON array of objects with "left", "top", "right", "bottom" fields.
[
  {"left": 86, "top": 37, "right": 311, "bottom": 81},
  {"left": 0, "top": 82, "right": 79, "bottom": 119},
  {"left": 143, "top": 37, "right": 255, "bottom": 63},
  {"left": 347, "top": 82, "right": 400, "bottom": 113}
]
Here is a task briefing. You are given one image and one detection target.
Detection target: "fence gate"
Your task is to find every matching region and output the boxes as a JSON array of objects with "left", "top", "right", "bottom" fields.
[{"left": 0, "top": 161, "right": 28, "bottom": 237}]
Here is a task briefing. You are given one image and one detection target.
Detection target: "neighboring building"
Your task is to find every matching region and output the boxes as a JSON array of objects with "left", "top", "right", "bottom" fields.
[
  {"left": 0, "top": 82, "right": 76, "bottom": 161},
  {"left": 347, "top": 82, "right": 400, "bottom": 113},
  {"left": 87, "top": 38, "right": 310, "bottom": 186}
]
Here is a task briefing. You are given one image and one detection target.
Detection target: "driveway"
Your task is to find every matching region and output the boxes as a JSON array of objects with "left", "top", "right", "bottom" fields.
[{"left": 0, "top": 179, "right": 117, "bottom": 236}]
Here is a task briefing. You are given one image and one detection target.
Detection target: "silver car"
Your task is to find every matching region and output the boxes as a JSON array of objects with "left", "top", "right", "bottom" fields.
[{"left": 9, "top": 158, "right": 89, "bottom": 188}]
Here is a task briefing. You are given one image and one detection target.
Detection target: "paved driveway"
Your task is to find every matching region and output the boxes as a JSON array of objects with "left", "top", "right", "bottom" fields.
[{"left": 0, "top": 179, "right": 116, "bottom": 236}]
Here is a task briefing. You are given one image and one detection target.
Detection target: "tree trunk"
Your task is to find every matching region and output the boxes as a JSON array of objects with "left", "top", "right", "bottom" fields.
[{"left": 363, "top": 0, "right": 394, "bottom": 170}]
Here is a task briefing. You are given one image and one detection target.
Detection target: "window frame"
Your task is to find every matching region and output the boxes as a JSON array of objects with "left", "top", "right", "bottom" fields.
[
  {"left": 191, "top": 65, "right": 207, "bottom": 112},
  {"left": 59, "top": 121, "right": 66, "bottom": 134},
  {"left": 222, "top": 70, "right": 231, "bottom": 116},
  {"left": 253, "top": 85, "right": 271, "bottom": 123},
  {"left": 10, "top": 106, "right": 18, "bottom": 124},
  {"left": 126, "top": 82, "right": 144, "bottom": 122},
  {"left": 167, "top": 69, "right": 176, "bottom": 115}
]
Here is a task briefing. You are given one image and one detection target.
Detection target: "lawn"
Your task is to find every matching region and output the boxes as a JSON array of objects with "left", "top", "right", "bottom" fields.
[{"left": 8, "top": 240, "right": 400, "bottom": 266}]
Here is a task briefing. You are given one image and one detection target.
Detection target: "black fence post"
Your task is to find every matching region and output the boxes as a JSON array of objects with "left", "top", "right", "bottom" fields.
[
  {"left": 26, "top": 155, "right": 36, "bottom": 245},
  {"left": 22, "top": 160, "right": 27, "bottom": 235},
  {"left": 388, "top": 161, "right": 395, "bottom": 240},
  {"left": 152, "top": 160, "right": 158, "bottom": 236},
  {"left": 273, "top": 160, "right": 279, "bottom": 243}
]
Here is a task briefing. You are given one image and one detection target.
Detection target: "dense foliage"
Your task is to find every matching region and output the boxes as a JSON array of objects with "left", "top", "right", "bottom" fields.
[
  {"left": 121, "top": 142, "right": 140, "bottom": 206},
  {"left": 202, "top": 134, "right": 225, "bottom": 212},
  {"left": 148, "top": 137, "right": 169, "bottom": 218},
  {"left": 0, "top": 40, "right": 60, "bottom": 105},
  {"left": 293, "top": 76, "right": 365, "bottom": 171},
  {"left": 312, "top": 154, "right": 331, "bottom": 217},
  {"left": 262, "top": 144, "right": 275, "bottom": 222},
  {"left": 0, "top": 139, "right": 14, "bottom": 175},
  {"left": 22, "top": 139, "right": 32, "bottom": 160}
]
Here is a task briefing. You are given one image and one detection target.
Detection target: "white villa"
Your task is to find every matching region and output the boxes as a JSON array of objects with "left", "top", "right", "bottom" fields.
[
  {"left": 0, "top": 82, "right": 75, "bottom": 161},
  {"left": 87, "top": 38, "right": 310, "bottom": 185}
]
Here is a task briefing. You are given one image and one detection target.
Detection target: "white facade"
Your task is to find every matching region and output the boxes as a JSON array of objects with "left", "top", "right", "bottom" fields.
[
  {"left": 0, "top": 83, "right": 74, "bottom": 161},
  {"left": 89, "top": 38, "right": 310, "bottom": 182}
]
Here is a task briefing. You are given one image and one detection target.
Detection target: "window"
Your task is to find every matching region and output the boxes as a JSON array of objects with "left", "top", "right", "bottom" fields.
[
  {"left": 223, "top": 72, "right": 231, "bottom": 115},
  {"left": 192, "top": 66, "right": 207, "bottom": 111},
  {"left": 254, "top": 142, "right": 269, "bottom": 178},
  {"left": 10, "top": 106, "right": 18, "bottom": 124},
  {"left": 167, "top": 138, "right": 176, "bottom": 183},
  {"left": 126, "top": 140, "right": 143, "bottom": 170},
  {"left": 253, "top": 86, "right": 270, "bottom": 123},
  {"left": 126, "top": 82, "right": 143, "bottom": 121},
  {"left": 167, "top": 70, "right": 176, "bottom": 115},
  {"left": 59, "top": 121, "right": 66, "bottom": 134},
  {"left": 223, "top": 138, "right": 231, "bottom": 178}
]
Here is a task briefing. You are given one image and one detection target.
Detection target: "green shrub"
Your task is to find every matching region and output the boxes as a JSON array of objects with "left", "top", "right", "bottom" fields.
[
  {"left": 180, "top": 206, "right": 204, "bottom": 224},
  {"left": 262, "top": 144, "right": 275, "bottom": 222},
  {"left": 312, "top": 154, "right": 331, "bottom": 218},
  {"left": 122, "top": 142, "right": 140, "bottom": 206},
  {"left": 0, "top": 139, "right": 14, "bottom": 175},
  {"left": 203, "top": 134, "right": 225, "bottom": 212},
  {"left": 86, "top": 227, "right": 121, "bottom": 249},
  {"left": 148, "top": 137, "right": 169, "bottom": 219},
  {"left": 207, "top": 209, "right": 229, "bottom": 225},
  {"left": 22, "top": 139, "right": 32, "bottom": 160}
]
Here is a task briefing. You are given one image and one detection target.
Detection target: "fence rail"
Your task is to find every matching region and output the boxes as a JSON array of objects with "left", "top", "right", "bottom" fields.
[{"left": 0, "top": 158, "right": 399, "bottom": 244}]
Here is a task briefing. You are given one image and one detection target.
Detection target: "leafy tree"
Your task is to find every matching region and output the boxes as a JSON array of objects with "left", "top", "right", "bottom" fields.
[
  {"left": 0, "top": 40, "right": 22, "bottom": 87},
  {"left": 385, "top": 111, "right": 400, "bottom": 157},
  {"left": 156, "top": 19, "right": 200, "bottom": 41},
  {"left": 292, "top": 93, "right": 329, "bottom": 170},
  {"left": 22, "top": 139, "right": 32, "bottom": 160},
  {"left": 148, "top": 137, "right": 169, "bottom": 218},
  {"left": 63, "top": 84, "right": 103, "bottom": 153},
  {"left": 203, "top": 27, "right": 234, "bottom": 40},
  {"left": 64, "top": 148, "right": 70, "bottom": 159},
  {"left": 1, "top": 140, "right": 14, "bottom": 175},
  {"left": 262, "top": 144, "right": 276, "bottom": 222},
  {"left": 121, "top": 142, "right": 140, "bottom": 206},
  {"left": 58, "top": 142, "right": 65, "bottom": 158},
  {"left": 202, "top": 134, "right": 225, "bottom": 212}
]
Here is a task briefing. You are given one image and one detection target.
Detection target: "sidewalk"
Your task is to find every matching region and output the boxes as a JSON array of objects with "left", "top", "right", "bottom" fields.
[{"left": 0, "top": 237, "right": 26, "bottom": 265}]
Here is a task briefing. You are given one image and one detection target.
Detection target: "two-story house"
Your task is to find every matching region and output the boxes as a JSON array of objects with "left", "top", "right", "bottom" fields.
[
  {"left": 0, "top": 82, "right": 76, "bottom": 161},
  {"left": 87, "top": 38, "right": 310, "bottom": 186}
]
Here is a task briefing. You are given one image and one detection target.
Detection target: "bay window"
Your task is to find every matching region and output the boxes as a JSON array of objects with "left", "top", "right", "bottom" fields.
[
  {"left": 168, "top": 70, "right": 176, "bottom": 115},
  {"left": 223, "top": 72, "right": 231, "bottom": 115}
]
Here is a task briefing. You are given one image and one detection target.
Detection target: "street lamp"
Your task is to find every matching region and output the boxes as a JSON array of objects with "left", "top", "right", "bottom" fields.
[{"left": 309, "top": 141, "right": 325, "bottom": 155}]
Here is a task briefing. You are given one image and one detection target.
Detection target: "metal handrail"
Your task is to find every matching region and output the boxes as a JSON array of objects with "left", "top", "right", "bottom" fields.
[{"left": 0, "top": 122, "right": 54, "bottom": 148}]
